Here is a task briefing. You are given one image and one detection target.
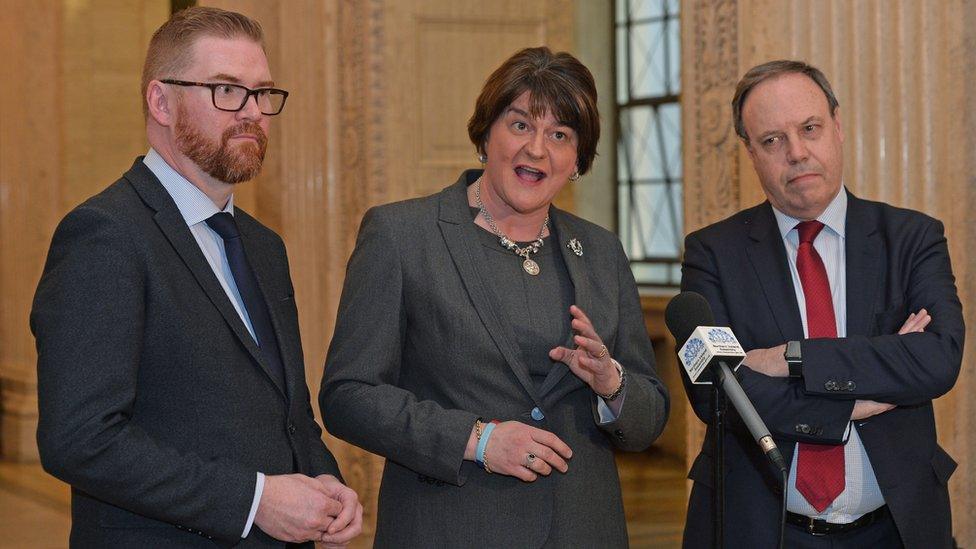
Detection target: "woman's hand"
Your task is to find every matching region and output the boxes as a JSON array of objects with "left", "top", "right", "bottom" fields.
[
  {"left": 481, "top": 421, "right": 572, "bottom": 481},
  {"left": 549, "top": 305, "right": 621, "bottom": 397}
]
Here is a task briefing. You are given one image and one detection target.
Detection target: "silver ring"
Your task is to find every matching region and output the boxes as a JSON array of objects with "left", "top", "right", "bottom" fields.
[{"left": 526, "top": 453, "right": 537, "bottom": 466}]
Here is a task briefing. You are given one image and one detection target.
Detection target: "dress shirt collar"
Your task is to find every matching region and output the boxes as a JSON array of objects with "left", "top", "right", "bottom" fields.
[
  {"left": 142, "top": 148, "right": 234, "bottom": 225},
  {"left": 772, "top": 186, "right": 847, "bottom": 241}
]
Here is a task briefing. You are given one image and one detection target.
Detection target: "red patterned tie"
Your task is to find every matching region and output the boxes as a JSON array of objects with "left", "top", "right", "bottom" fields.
[{"left": 793, "top": 220, "right": 845, "bottom": 512}]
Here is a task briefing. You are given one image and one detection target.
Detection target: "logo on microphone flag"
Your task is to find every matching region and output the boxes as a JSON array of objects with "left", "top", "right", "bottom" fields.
[
  {"left": 707, "top": 328, "right": 737, "bottom": 344},
  {"left": 683, "top": 338, "right": 705, "bottom": 364},
  {"left": 678, "top": 326, "right": 746, "bottom": 384}
]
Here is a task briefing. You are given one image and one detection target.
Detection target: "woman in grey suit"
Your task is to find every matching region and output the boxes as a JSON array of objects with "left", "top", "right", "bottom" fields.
[{"left": 320, "top": 47, "right": 669, "bottom": 548}]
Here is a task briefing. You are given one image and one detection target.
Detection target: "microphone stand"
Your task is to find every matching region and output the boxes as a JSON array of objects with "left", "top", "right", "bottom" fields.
[{"left": 712, "top": 371, "right": 726, "bottom": 548}]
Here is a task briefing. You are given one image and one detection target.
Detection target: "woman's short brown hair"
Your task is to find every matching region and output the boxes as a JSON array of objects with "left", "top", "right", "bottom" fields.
[
  {"left": 467, "top": 47, "right": 600, "bottom": 175},
  {"left": 141, "top": 6, "right": 264, "bottom": 117}
]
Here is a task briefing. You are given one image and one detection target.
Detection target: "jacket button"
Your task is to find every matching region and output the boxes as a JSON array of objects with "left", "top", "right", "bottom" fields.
[
  {"left": 795, "top": 424, "right": 811, "bottom": 434},
  {"left": 287, "top": 423, "right": 297, "bottom": 435},
  {"left": 825, "top": 380, "right": 837, "bottom": 391},
  {"left": 846, "top": 381, "right": 856, "bottom": 391},
  {"left": 530, "top": 407, "right": 545, "bottom": 421}
]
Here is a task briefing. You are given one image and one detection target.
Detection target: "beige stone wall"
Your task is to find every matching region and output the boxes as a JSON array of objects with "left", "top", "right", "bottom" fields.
[{"left": 0, "top": 0, "right": 167, "bottom": 461}]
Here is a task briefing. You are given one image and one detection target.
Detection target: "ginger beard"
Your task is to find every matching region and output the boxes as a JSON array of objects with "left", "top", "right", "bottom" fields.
[{"left": 175, "top": 101, "right": 268, "bottom": 184}]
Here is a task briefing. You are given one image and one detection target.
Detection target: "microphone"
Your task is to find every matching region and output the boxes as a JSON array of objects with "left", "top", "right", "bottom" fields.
[{"left": 665, "top": 292, "right": 787, "bottom": 473}]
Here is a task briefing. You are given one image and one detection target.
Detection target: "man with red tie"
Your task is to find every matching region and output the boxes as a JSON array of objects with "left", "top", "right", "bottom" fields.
[{"left": 679, "top": 60, "right": 963, "bottom": 548}]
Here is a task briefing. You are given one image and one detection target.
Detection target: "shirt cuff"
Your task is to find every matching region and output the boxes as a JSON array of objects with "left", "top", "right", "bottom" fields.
[
  {"left": 597, "top": 387, "right": 626, "bottom": 424},
  {"left": 242, "top": 472, "right": 265, "bottom": 538}
]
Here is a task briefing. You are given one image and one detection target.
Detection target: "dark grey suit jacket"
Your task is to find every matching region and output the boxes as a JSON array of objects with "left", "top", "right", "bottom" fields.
[
  {"left": 320, "top": 170, "right": 669, "bottom": 548},
  {"left": 31, "top": 158, "right": 341, "bottom": 548},
  {"left": 680, "top": 192, "right": 963, "bottom": 548}
]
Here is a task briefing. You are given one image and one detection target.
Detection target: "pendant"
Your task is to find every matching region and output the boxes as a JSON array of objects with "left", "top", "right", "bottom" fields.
[{"left": 522, "top": 258, "right": 541, "bottom": 276}]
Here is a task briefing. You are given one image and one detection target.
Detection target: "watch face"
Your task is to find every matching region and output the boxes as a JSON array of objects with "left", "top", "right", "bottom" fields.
[{"left": 786, "top": 341, "right": 801, "bottom": 360}]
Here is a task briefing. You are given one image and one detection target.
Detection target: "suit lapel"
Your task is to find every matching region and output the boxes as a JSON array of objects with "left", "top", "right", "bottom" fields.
[
  {"left": 844, "top": 192, "right": 881, "bottom": 337},
  {"left": 236, "top": 218, "right": 292, "bottom": 398},
  {"left": 124, "top": 160, "right": 287, "bottom": 397},
  {"left": 745, "top": 203, "right": 805, "bottom": 342},
  {"left": 437, "top": 172, "right": 544, "bottom": 406},
  {"left": 536, "top": 210, "right": 595, "bottom": 396}
]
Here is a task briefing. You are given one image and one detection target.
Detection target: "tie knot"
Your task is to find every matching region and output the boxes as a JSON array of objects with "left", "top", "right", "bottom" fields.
[
  {"left": 796, "top": 220, "right": 825, "bottom": 245},
  {"left": 206, "top": 212, "right": 240, "bottom": 240}
]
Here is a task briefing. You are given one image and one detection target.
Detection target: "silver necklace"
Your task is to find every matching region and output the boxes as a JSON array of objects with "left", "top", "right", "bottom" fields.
[{"left": 475, "top": 177, "right": 549, "bottom": 276}]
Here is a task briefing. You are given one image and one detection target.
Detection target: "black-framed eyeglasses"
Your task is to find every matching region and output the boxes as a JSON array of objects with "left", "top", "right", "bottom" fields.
[{"left": 161, "top": 79, "right": 289, "bottom": 115}]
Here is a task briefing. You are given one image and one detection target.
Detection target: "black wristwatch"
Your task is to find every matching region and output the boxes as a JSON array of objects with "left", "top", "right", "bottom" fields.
[{"left": 784, "top": 340, "right": 802, "bottom": 378}]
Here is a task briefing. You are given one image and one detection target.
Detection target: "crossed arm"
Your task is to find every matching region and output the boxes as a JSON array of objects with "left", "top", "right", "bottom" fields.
[
  {"left": 740, "top": 310, "right": 931, "bottom": 421},
  {"left": 680, "top": 217, "right": 963, "bottom": 444}
]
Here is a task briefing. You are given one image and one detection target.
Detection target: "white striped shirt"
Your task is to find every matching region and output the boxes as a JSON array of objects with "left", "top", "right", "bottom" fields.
[{"left": 772, "top": 188, "right": 886, "bottom": 522}]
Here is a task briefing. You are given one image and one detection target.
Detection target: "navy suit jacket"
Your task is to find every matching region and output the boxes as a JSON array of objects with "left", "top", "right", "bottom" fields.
[{"left": 679, "top": 191, "right": 963, "bottom": 548}]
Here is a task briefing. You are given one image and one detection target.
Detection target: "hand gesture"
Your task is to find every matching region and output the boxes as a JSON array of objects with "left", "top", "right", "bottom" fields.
[{"left": 549, "top": 305, "right": 621, "bottom": 396}]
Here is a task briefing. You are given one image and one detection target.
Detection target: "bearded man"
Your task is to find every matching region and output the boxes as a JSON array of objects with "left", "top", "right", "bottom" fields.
[{"left": 31, "top": 7, "right": 362, "bottom": 548}]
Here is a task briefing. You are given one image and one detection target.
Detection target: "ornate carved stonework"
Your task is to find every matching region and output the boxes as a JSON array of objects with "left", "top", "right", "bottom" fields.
[
  {"left": 685, "top": 0, "right": 740, "bottom": 233},
  {"left": 681, "top": 0, "right": 741, "bottom": 473}
]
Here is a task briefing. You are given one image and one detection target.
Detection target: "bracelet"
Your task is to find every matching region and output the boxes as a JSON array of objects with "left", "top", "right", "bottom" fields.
[
  {"left": 597, "top": 359, "right": 626, "bottom": 401},
  {"left": 474, "top": 419, "right": 486, "bottom": 467},
  {"left": 478, "top": 420, "right": 500, "bottom": 473}
]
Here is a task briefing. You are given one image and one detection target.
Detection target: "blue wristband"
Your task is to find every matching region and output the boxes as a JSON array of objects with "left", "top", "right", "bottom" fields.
[{"left": 476, "top": 422, "right": 497, "bottom": 468}]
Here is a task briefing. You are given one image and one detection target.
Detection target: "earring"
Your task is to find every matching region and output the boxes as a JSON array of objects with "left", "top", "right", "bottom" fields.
[
  {"left": 478, "top": 153, "right": 487, "bottom": 164},
  {"left": 569, "top": 170, "right": 581, "bottom": 182}
]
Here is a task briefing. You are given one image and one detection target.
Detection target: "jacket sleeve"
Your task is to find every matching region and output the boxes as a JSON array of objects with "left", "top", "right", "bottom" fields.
[
  {"left": 31, "top": 206, "right": 255, "bottom": 544},
  {"left": 681, "top": 231, "right": 854, "bottom": 444},
  {"left": 801, "top": 218, "right": 964, "bottom": 405},
  {"left": 319, "top": 208, "right": 478, "bottom": 485},
  {"left": 592, "top": 239, "right": 670, "bottom": 451}
]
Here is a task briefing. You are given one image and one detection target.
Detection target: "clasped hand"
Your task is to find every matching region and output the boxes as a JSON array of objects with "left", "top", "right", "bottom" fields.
[
  {"left": 254, "top": 473, "right": 363, "bottom": 546},
  {"left": 740, "top": 309, "right": 931, "bottom": 420}
]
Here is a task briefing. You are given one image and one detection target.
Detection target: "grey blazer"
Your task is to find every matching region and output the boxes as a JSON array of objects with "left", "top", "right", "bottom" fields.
[
  {"left": 32, "top": 158, "right": 341, "bottom": 548},
  {"left": 320, "top": 170, "right": 669, "bottom": 548}
]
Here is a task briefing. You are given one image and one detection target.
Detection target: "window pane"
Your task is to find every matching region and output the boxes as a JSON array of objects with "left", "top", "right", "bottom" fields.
[
  {"left": 668, "top": 15, "right": 681, "bottom": 94},
  {"left": 629, "top": 21, "right": 666, "bottom": 99},
  {"left": 616, "top": 0, "right": 682, "bottom": 287},
  {"left": 630, "top": 0, "right": 664, "bottom": 20}
]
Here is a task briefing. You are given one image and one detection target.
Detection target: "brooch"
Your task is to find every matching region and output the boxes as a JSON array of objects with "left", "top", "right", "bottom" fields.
[{"left": 567, "top": 238, "right": 583, "bottom": 257}]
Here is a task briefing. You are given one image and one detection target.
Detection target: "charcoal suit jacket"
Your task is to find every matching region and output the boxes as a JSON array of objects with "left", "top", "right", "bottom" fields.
[
  {"left": 31, "top": 158, "right": 340, "bottom": 548},
  {"left": 320, "top": 170, "right": 670, "bottom": 548}
]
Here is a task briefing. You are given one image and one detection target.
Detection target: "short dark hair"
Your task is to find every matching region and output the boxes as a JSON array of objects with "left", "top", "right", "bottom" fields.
[
  {"left": 467, "top": 47, "right": 600, "bottom": 175},
  {"left": 142, "top": 6, "right": 264, "bottom": 117},
  {"left": 732, "top": 59, "right": 839, "bottom": 142}
]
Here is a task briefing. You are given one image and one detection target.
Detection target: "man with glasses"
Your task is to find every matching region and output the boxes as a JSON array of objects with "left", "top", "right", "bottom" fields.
[{"left": 31, "top": 7, "right": 362, "bottom": 547}]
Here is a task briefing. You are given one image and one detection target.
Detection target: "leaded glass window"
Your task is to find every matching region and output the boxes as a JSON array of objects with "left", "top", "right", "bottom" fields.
[{"left": 615, "top": 0, "right": 682, "bottom": 287}]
